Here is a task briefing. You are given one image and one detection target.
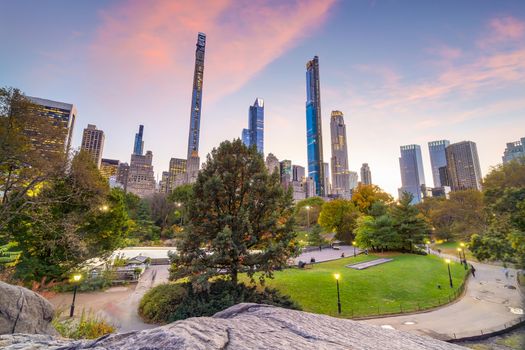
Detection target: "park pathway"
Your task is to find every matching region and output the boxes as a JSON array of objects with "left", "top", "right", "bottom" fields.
[{"left": 363, "top": 251, "right": 524, "bottom": 341}]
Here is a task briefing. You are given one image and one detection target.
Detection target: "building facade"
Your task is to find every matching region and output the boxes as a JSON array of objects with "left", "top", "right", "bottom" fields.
[
  {"left": 292, "top": 165, "right": 305, "bottom": 182},
  {"left": 502, "top": 137, "right": 525, "bottom": 163},
  {"left": 398, "top": 144, "right": 426, "bottom": 203},
  {"left": 27, "top": 96, "right": 76, "bottom": 161},
  {"left": 242, "top": 128, "right": 250, "bottom": 147},
  {"left": 446, "top": 141, "right": 482, "bottom": 191},
  {"left": 133, "top": 125, "right": 144, "bottom": 155},
  {"left": 187, "top": 32, "right": 206, "bottom": 161},
  {"left": 330, "top": 110, "right": 351, "bottom": 198},
  {"left": 305, "top": 56, "right": 325, "bottom": 197},
  {"left": 428, "top": 140, "right": 450, "bottom": 187},
  {"left": 360, "top": 163, "right": 372, "bottom": 185},
  {"left": 159, "top": 171, "right": 170, "bottom": 193},
  {"left": 100, "top": 158, "right": 120, "bottom": 179},
  {"left": 280, "top": 160, "right": 292, "bottom": 188},
  {"left": 265, "top": 153, "right": 280, "bottom": 175},
  {"left": 168, "top": 157, "right": 187, "bottom": 191},
  {"left": 127, "top": 151, "right": 156, "bottom": 197},
  {"left": 81, "top": 124, "right": 105, "bottom": 168}
]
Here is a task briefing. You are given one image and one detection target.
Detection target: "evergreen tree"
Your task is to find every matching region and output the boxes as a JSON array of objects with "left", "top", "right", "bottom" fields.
[
  {"left": 390, "top": 192, "right": 430, "bottom": 252},
  {"left": 170, "top": 139, "right": 298, "bottom": 287}
]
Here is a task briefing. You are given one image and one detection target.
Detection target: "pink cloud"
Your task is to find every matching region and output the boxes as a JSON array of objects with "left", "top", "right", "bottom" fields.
[
  {"left": 477, "top": 16, "right": 525, "bottom": 48},
  {"left": 89, "top": 0, "right": 336, "bottom": 102}
]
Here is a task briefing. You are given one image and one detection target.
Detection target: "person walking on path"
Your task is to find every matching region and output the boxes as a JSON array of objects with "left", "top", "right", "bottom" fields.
[{"left": 470, "top": 264, "right": 476, "bottom": 277}]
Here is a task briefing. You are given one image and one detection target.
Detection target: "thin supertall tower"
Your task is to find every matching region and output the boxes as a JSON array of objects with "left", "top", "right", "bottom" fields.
[
  {"left": 187, "top": 32, "right": 206, "bottom": 161},
  {"left": 305, "top": 56, "right": 325, "bottom": 197},
  {"left": 133, "top": 125, "right": 144, "bottom": 155},
  {"left": 330, "top": 111, "right": 350, "bottom": 198}
]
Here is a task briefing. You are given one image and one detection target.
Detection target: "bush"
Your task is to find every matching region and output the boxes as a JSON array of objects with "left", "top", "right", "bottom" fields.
[
  {"left": 139, "top": 280, "right": 300, "bottom": 324},
  {"left": 52, "top": 309, "right": 115, "bottom": 339},
  {"left": 52, "top": 273, "right": 113, "bottom": 293}
]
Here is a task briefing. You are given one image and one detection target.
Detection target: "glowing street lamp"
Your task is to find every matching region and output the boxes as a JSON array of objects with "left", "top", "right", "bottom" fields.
[
  {"left": 176, "top": 202, "right": 183, "bottom": 225},
  {"left": 457, "top": 248, "right": 463, "bottom": 263},
  {"left": 445, "top": 259, "right": 453, "bottom": 288},
  {"left": 460, "top": 242, "right": 468, "bottom": 269},
  {"left": 100, "top": 205, "right": 109, "bottom": 212},
  {"left": 352, "top": 241, "right": 357, "bottom": 257},
  {"left": 334, "top": 273, "right": 342, "bottom": 314},
  {"left": 69, "top": 273, "right": 82, "bottom": 317}
]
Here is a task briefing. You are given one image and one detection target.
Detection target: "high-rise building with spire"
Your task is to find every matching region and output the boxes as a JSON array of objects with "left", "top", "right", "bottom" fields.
[
  {"left": 305, "top": 56, "right": 325, "bottom": 197},
  {"left": 186, "top": 32, "right": 206, "bottom": 182},
  {"left": 330, "top": 111, "right": 351, "bottom": 198},
  {"left": 133, "top": 125, "right": 144, "bottom": 155}
]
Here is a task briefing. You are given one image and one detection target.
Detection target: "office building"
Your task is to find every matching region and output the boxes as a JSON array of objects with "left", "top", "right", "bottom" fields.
[
  {"left": 348, "top": 171, "right": 358, "bottom": 191},
  {"left": 305, "top": 177, "right": 316, "bottom": 198},
  {"left": 330, "top": 110, "right": 351, "bottom": 198},
  {"left": 133, "top": 125, "right": 144, "bottom": 155},
  {"left": 305, "top": 56, "right": 325, "bottom": 197},
  {"left": 81, "top": 124, "right": 105, "bottom": 168},
  {"left": 242, "top": 128, "right": 250, "bottom": 147},
  {"left": 502, "top": 137, "right": 525, "bottom": 163},
  {"left": 127, "top": 150, "right": 156, "bottom": 197},
  {"left": 398, "top": 144, "right": 426, "bottom": 204},
  {"left": 100, "top": 158, "right": 120, "bottom": 179},
  {"left": 26, "top": 96, "right": 76, "bottom": 160},
  {"left": 292, "top": 165, "right": 305, "bottom": 182},
  {"left": 446, "top": 141, "right": 482, "bottom": 191},
  {"left": 116, "top": 162, "right": 130, "bottom": 190},
  {"left": 360, "top": 163, "right": 372, "bottom": 185},
  {"left": 159, "top": 171, "right": 170, "bottom": 193},
  {"left": 244, "top": 98, "right": 264, "bottom": 154},
  {"left": 168, "top": 158, "right": 187, "bottom": 191},
  {"left": 266, "top": 153, "right": 280, "bottom": 175},
  {"left": 280, "top": 160, "right": 292, "bottom": 188},
  {"left": 428, "top": 140, "right": 450, "bottom": 187}
]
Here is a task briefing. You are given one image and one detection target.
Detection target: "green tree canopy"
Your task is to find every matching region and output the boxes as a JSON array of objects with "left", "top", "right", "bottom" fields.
[
  {"left": 355, "top": 214, "right": 398, "bottom": 252},
  {"left": 318, "top": 199, "right": 361, "bottom": 243},
  {"left": 170, "top": 139, "right": 298, "bottom": 287},
  {"left": 391, "top": 192, "right": 430, "bottom": 252},
  {"left": 294, "top": 196, "right": 325, "bottom": 227}
]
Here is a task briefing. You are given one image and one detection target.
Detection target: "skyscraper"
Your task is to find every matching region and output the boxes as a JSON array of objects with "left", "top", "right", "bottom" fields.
[
  {"left": 428, "top": 140, "right": 450, "bottom": 187},
  {"left": 330, "top": 110, "right": 351, "bottom": 198},
  {"left": 127, "top": 150, "right": 156, "bottom": 197},
  {"left": 265, "top": 153, "right": 280, "bottom": 175},
  {"left": 27, "top": 96, "right": 76, "bottom": 160},
  {"left": 81, "top": 124, "right": 105, "bottom": 168},
  {"left": 100, "top": 158, "right": 120, "bottom": 179},
  {"left": 305, "top": 56, "right": 325, "bottom": 197},
  {"left": 185, "top": 33, "right": 206, "bottom": 182},
  {"left": 187, "top": 33, "right": 206, "bottom": 160},
  {"left": 280, "top": 160, "right": 292, "bottom": 187},
  {"left": 446, "top": 141, "right": 482, "bottom": 191},
  {"left": 168, "top": 157, "right": 187, "bottom": 191},
  {"left": 323, "top": 162, "right": 331, "bottom": 195},
  {"left": 133, "top": 125, "right": 144, "bottom": 155},
  {"left": 242, "top": 128, "right": 250, "bottom": 147},
  {"left": 398, "top": 144, "right": 426, "bottom": 203},
  {"left": 502, "top": 137, "right": 525, "bottom": 163},
  {"left": 292, "top": 165, "right": 305, "bottom": 182},
  {"left": 249, "top": 98, "right": 264, "bottom": 154},
  {"left": 360, "top": 163, "right": 372, "bottom": 185}
]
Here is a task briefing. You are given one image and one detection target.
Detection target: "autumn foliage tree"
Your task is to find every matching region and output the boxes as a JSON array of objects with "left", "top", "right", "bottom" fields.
[{"left": 169, "top": 140, "right": 298, "bottom": 287}]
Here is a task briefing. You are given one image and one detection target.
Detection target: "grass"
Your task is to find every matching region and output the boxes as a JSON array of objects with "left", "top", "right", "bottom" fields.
[
  {"left": 243, "top": 253, "right": 468, "bottom": 318},
  {"left": 52, "top": 308, "right": 115, "bottom": 339}
]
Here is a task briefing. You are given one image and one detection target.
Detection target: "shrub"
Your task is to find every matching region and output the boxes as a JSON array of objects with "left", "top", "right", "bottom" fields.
[
  {"left": 139, "top": 280, "right": 300, "bottom": 324},
  {"left": 52, "top": 309, "right": 115, "bottom": 339}
]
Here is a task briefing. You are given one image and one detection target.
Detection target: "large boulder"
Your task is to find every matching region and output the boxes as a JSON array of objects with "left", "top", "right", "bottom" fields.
[
  {"left": 0, "top": 281, "right": 57, "bottom": 335},
  {"left": 0, "top": 303, "right": 466, "bottom": 349}
]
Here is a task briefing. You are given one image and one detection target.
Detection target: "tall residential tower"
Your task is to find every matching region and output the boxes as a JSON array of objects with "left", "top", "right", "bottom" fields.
[
  {"left": 81, "top": 124, "right": 105, "bottom": 168},
  {"left": 242, "top": 98, "right": 264, "bottom": 154},
  {"left": 186, "top": 32, "right": 206, "bottom": 179},
  {"left": 398, "top": 144, "right": 426, "bottom": 203},
  {"left": 133, "top": 125, "right": 144, "bottom": 155},
  {"left": 330, "top": 111, "right": 351, "bottom": 198},
  {"left": 305, "top": 56, "right": 325, "bottom": 197}
]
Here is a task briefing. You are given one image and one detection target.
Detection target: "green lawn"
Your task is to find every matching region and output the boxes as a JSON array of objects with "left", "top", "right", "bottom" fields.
[{"left": 244, "top": 253, "right": 468, "bottom": 318}]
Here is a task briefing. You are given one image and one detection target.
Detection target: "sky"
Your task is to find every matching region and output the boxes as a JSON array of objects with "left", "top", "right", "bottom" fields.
[{"left": 1, "top": 0, "right": 525, "bottom": 197}]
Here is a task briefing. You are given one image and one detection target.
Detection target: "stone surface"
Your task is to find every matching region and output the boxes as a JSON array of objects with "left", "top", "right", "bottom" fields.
[
  {"left": 0, "top": 281, "right": 57, "bottom": 336},
  {"left": 0, "top": 303, "right": 467, "bottom": 349}
]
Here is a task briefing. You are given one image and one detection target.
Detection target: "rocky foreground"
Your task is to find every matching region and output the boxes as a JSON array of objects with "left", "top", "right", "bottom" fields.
[{"left": 2, "top": 302, "right": 468, "bottom": 350}]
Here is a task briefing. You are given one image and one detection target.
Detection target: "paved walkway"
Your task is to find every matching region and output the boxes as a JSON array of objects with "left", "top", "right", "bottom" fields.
[
  {"left": 364, "top": 252, "right": 524, "bottom": 340},
  {"left": 294, "top": 245, "right": 361, "bottom": 264}
]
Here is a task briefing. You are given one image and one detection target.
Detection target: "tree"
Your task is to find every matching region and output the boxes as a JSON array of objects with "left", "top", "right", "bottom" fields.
[
  {"left": 318, "top": 199, "right": 361, "bottom": 243},
  {"left": 351, "top": 184, "right": 393, "bottom": 214},
  {"left": 307, "top": 224, "right": 324, "bottom": 246},
  {"left": 169, "top": 139, "right": 298, "bottom": 287},
  {"left": 0, "top": 87, "right": 65, "bottom": 236},
  {"left": 391, "top": 192, "right": 430, "bottom": 252},
  {"left": 7, "top": 152, "right": 130, "bottom": 286},
  {"left": 355, "top": 214, "right": 398, "bottom": 252},
  {"left": 294, "top": 197, "right": 325, "bottom": 227}
]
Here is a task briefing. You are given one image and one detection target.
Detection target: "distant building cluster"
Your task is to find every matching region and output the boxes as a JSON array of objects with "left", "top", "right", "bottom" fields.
[{"left": 24, "top": 31, "right": 521, "bottom": 203}]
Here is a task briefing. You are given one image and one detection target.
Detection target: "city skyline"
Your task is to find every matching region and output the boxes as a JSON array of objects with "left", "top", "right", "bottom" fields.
[{"left": 2, "top": 1, "right": 525, "bottom": 197}]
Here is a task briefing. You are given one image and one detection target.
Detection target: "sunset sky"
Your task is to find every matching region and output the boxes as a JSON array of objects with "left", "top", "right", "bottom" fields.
[{"left": 1, "top": 0, "right": 525, "bottom": 197}]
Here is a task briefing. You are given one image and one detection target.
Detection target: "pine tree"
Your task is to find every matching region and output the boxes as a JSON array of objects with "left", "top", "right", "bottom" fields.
[{"left": 391, "top": 192, "right": 430, "bottom": 252}]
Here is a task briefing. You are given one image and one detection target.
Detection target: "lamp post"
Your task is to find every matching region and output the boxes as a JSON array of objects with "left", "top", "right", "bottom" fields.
[
  {"left": 69, "top": 273, "right": 82, "bottom": 317},
  {"left": 334, "top": 273, "right": 341, "bottom": 315},
  {"left": 456, "top": 248, "right": 463, "bottom": 263},
  {"left": 352, "top": 241, "right": 357, "bottom": 257},
  {"left": 176, "top": 202, "right": 183, "bottom": 226},
  {"left": 445, "top": 259, "right": 453, "bottom": 288},
  {"left": 460, "top": 242, "right": 468, "bottom": 270},
  {"left": 305, "top": 206, "right": 311, "bottom": 230}
]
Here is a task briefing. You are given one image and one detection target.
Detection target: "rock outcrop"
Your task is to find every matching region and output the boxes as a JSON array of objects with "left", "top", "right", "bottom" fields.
[
  {"left": 0, "top": 281, "right": 57, "bottom": 336},
  {"left": 0, "top": 303, "right": 466, "bottom": 349}
]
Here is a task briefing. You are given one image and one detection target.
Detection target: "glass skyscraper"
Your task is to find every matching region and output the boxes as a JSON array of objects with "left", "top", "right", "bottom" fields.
[
  {"left": 428, "top": 140, "right": 450, "bottom": 187},
  {"left": 398, "top": 144, "right": 426, "bottom": 204},
  {"left": 187, "top": 32, "right": 206, "bottom": 161},
  {"left": 241, "top": 98, "right": 264, "bottom": 154},
  {"left": 446, "top": 141, "right": 482, "bottom": 191},
  {"left": 330, "top": 110, "right": 351, "bottom": 198},
  {"left": 242, "top": 128, "right": 250, "bottom": 147},
  {"left": 305, "top": 56, "right": 325, "bottom": 197},
  {"left": 133, "top": 125, "right": 144, "bottom": 155}
]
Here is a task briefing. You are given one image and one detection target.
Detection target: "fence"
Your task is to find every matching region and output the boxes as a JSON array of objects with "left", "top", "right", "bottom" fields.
[{"left": 448, "top": 316, "right": 525, "bottom": 342}]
